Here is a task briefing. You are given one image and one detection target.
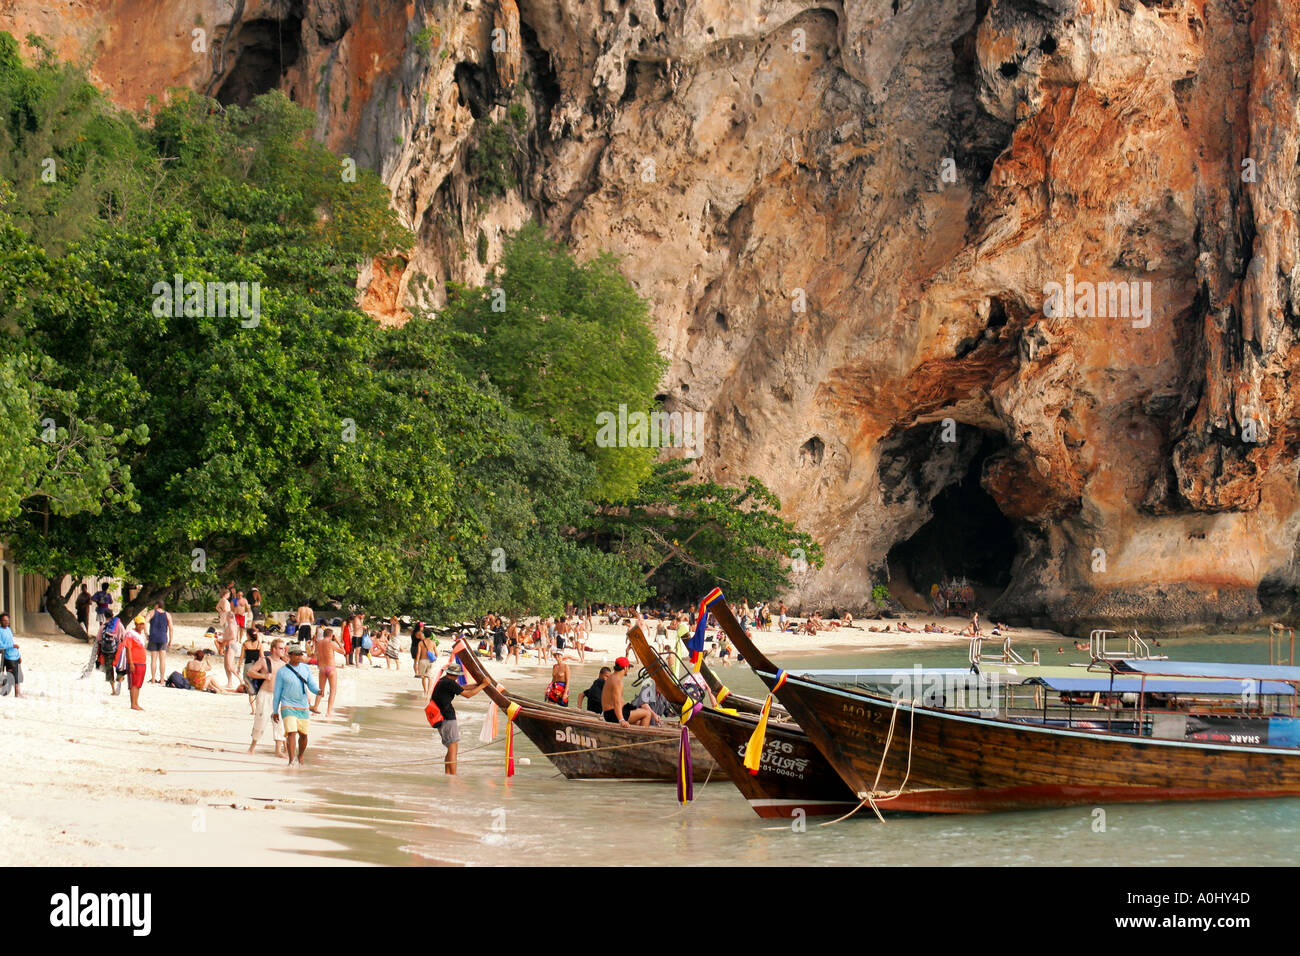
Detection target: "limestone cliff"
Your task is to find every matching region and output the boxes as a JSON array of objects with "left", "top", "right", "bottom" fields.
[{"left": 8, "top": 0, "right": 1300, "bottom": 633}]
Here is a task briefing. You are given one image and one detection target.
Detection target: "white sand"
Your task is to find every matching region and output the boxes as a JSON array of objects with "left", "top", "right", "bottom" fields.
[{"left": 1, "top": 609, "right": 1064, "bottom": 865}]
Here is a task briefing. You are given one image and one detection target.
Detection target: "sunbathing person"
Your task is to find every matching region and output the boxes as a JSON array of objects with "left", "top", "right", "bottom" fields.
[
  {"left": 896, "top": 621, "right": 918, "bottom": 633},
  {"left": 185, "top": 650, "right": 241, "bottom": 693}
]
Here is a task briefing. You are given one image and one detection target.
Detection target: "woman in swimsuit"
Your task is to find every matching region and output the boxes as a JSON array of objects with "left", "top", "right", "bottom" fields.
[{"left": 241, "top": 627, "right": 263, "bottom": 713}]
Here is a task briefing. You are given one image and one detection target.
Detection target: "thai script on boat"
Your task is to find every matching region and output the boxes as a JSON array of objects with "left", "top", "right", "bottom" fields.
[
  {"left": 555, "top": 726, "right": 597, "bottom": 749},
  {"left": 888, "top": 665, "right": 999, "bottom": 709},
  {"left": 732, "top": 738, "right": 810, "bottom": 777}
]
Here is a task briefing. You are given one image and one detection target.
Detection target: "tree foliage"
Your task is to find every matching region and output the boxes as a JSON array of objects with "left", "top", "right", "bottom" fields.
[
  {"left": 444, "top": 222, "right": 667, "bottom": 500},
  {"left": 591, "top": 459, "right": 824, "bottom": 605},
  {"left": 0, "top": 35, "right": 819, "bottom": 630}
]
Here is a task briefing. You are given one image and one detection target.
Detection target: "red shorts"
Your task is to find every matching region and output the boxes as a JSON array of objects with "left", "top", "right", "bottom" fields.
[{"left": 130, "top": 664, "right": 146, "bottom": 689}]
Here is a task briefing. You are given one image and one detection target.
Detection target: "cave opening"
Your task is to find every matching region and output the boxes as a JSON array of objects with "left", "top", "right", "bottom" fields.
[
  {"left": 215, "top": 17, "right": 304, "bottom": 108},
  {"left": 885, "top": 428, "right": 1017, "bottom": 609}
]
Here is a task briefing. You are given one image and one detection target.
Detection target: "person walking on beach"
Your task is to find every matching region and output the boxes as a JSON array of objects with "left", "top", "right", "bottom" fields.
[
  {"left": 311, "top": 626, "right": 343, "bottom": 719},
  {"left": 505, "top": 619, "right": 520, "bottom": 665},
  {"left": 272, "top": 643, "right": 321, "bottom": 767},
  {"left": 248, "top": 638, "right": 287, "bottom": 757},
  {"left": 98, "top": 613, "right": 125, "bottom": 695},
  {"left": 75, "top": 584, "right": 93, "bottom": 639},
  {"left": 92, "top": 583, "right": 113, "bottom": 626},
  {"left": 416, "top": 627, "right": 438, "bottom": 698},
  {"left": 217, "top": 587, "right": 240, "bottom": 690},
  {"left": 410, "top": 621, "right": 426, "bottom": 676},
  {"left": 0, "top": 613, "right": 22, "bottom": 697},
  {"left": 122, "top": 616, "right": 148, "bottom": 711},
  {"left": 145, "top": 601, "right": 173, "bottom": 684},
  {"left": 242, "top": 626, "right": 264, "bottom": 714},
  {"left": 429, "top": 661, "right": 487, "bottom": 775}
]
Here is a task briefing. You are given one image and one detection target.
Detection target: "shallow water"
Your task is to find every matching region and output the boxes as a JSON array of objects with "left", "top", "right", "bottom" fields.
[{"left": 291, "top": 635, "right": 1300, "bottom": 866}]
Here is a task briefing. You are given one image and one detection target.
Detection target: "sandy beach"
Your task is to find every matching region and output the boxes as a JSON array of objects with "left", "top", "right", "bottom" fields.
[{"left": 1, "top": 610, "right": 1065, "bottom": 865}]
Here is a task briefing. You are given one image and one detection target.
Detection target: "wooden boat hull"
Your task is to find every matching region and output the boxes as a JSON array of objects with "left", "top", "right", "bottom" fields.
[
  {"left": 501, "top": 693, "right": 718, "bottom": 782},
  {"left": 628, "top": 627, "right": 858, "bottom": 818},
  {"left": 453, "top": 641, "right": 718, "bottom": 782},
  {"left": 766, "top": 671, "right": 1300, "bottom": 813},
  {"left": 706, "top": 594, "right": 1300, "bottom": 813}
]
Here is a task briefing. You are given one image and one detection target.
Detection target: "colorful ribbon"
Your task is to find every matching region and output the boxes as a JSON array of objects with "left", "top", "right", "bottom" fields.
[
  {"left": 688, "top": 587, "right": 725, "bottom": 665},
  {"left": 742, "top": 669, "right": 786, "bottom": 775},
  {"left": 505, "top": 701, "right": 521, "bottom": 778}
]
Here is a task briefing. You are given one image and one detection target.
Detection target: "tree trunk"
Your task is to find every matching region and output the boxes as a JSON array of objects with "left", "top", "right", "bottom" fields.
[
  {"left": 44, "top": 577, "right": 90, "bottom": 642},
  {"left": 122, "top": 582, "right": 179, "bottom": 624}
]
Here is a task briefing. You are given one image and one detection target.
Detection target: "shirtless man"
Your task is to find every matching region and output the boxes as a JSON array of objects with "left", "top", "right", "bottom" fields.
[
  {"left": 295, "top": 600, "right": 315, "bottom": 636},
  {"left": 600, "top": 657, "right": 654, "bottom": 727},
  {"left": 545, "top": 650, "right": 570, "bottom": 706},
  {"left": 311, "top": 626, "right": 343, "bottom": 718}
]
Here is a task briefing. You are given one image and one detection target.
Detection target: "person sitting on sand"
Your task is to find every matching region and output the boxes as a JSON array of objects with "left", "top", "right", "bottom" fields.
[
  {"left": 184, "top": 650, "right": 239, "bottom": 693},
  {"left": 842, "top": 612, "right": 855, "bottom": 629}
]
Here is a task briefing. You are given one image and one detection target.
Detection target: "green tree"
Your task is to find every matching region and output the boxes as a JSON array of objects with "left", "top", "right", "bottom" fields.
[
  {"left": 589, "top": 458, "right": 823, "bottom": 605},
  {"left": 444, "top": 222, "right": 667, "bottom": 500}
]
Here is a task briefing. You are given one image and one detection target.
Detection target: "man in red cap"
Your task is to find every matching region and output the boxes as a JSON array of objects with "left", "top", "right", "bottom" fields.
[{"left": 600, "top": 657, "right": 654, "bottom": 727}]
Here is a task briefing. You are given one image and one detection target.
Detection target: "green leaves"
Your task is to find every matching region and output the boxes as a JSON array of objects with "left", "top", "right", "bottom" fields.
[
  {"left": 592, "top": 459, "right": 824, "bottom": 605},
  {"left": 445, "top": 222, "right": 667, "bottom": 500}
]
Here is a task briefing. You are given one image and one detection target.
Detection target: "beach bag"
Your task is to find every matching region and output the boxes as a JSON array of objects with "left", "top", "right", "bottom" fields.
[
  {"left": 165, "top": 671, "right": 190, "bottom": 689},
  {"left": 113, "top": 642, "right": 131, "bottom": 676},
  {"left": 424, "top": 699, "right": 444, "bottom": 727},
  {"left": 361, "top": 635, "right": 372, "bottom": 650}
]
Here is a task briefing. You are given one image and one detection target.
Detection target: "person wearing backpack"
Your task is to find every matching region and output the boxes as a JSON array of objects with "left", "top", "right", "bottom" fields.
[
  {"left": 98, "top": 615, "right": 124, "bottom": 695},
  {"left": 272, "top": 642, "right": 321, "bottom": 766}
]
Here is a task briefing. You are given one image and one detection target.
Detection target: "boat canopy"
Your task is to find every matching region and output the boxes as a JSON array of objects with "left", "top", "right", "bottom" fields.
[
  {"left": 1029, "top": 676, "right": 1296, "bottom": 696},
  {"left": 1112, "top": 660, "right": 1300, "bottom": 683}
]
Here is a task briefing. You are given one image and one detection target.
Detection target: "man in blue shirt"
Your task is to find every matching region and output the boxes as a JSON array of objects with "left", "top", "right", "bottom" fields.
[
  {"left": 0, "top": 613, "right": 20, "bottom": 697},
  {"left": 271, "top": 643, "right": 321, "bottom": 766}
]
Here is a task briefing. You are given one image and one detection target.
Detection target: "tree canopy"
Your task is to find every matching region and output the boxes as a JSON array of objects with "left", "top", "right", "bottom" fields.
[{"left": 0, "top": 32, "right": 820, "bottom": 632}]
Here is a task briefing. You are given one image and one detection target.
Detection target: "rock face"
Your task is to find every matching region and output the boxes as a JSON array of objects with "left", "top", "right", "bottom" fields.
[{"left": 8, "top": 0, "right": 1300, "bottom": 634}]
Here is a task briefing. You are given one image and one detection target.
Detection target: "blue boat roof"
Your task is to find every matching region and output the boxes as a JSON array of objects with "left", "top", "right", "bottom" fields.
[
  {"left": 1112, "top": 660, "right": 1300, "bottom": 682},
  {"left": 1030, "top": 676, "right": 1295, "bottom": 696},
  {"left": 798, "top": 668, "right": 975, "bottom": 679}
]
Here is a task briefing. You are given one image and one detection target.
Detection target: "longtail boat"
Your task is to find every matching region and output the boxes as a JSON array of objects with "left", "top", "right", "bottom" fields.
[
  {"left": 708, "top": 594, "right": 1300, "bottom": 814},
  {"left": 627, "top": 625, "right": 859, "bottom": 818},
  {"left": 453, "top": 641, "right": 718, "bottom": 782}
]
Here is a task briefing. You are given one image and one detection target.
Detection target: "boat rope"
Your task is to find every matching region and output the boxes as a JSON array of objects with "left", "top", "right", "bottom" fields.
[{"left": 817, "top": 696, "right": 917, "bottom": 827}]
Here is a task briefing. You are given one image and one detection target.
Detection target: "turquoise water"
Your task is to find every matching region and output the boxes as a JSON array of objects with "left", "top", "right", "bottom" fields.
[{"left": 291, "top": 636, "right": 1300, "bottom": 866}]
